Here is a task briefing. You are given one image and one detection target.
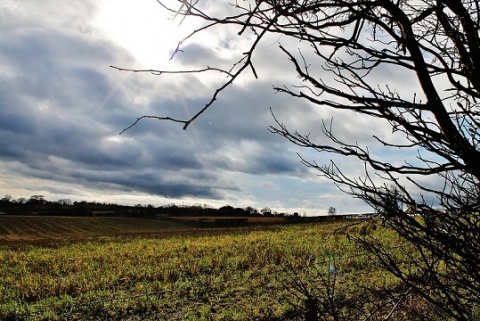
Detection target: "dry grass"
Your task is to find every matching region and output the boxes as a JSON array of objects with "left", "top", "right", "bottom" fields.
[
  {"left": 169, "top": 215, "right": 287, "bottom": 224},
  {"left": 0, "top": 216, "right": 189, "bottom": 242}
]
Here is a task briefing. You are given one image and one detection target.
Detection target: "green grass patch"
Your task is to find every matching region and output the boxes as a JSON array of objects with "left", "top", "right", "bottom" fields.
[{"left": 0, "top": 218, "right": 414, "bottom": 320}]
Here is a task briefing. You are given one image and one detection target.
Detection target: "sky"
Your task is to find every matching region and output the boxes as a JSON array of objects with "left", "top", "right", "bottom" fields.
[{"left": 0, "top": 0, "right": 427, "bottom": 215}]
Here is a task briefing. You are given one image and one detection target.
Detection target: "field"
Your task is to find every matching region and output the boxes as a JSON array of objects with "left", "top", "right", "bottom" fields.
[
  {"left": 168, "top": 216, "right": 287, "bottom": 226},
  {"left": 0, "top": 216, "right": 182, "bottom": 241},
  {"left": 0, "top": 215, "right": 419, "bottom": 320}
]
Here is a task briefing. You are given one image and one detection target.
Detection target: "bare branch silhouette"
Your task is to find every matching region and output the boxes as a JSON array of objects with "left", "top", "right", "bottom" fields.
[{"left": 117, "top": 0, "right": 480, "bottom": 319}]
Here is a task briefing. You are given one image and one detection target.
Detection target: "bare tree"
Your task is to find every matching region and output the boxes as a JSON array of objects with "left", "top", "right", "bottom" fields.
[
  {"left": 112, "top": 0, "right": 480, "bottom": 319},
  {"left": 328, "top": 206, "right": 336, "bottom": 217}
]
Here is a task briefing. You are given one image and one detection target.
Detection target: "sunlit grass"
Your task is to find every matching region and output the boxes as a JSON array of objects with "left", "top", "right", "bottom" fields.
[{"left": 0, "top": 219, "right": 410, "bottom": 320}]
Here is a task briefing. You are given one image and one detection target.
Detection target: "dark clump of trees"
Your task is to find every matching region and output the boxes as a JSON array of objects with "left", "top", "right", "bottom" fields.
[
  {"left": 0, "top": 194, "right": 290, "bottom": 218},
  {"left": 113, "top": 0, "right": 480, "bottom": 319}
]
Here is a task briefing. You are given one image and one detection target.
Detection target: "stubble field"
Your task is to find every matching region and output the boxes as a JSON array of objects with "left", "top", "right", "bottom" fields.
[{"left": 0, "top": 216, "right": 413, "bottom": 320}]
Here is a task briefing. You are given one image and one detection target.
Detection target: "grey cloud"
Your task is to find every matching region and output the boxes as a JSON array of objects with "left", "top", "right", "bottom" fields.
[
  {"left": 0, "top": 1, "right": 393, "bottom": 211},
  {"left": 251, "top": 153, "right": 304, "bottom": 175},
  {"left": 172, "top": 40, "right": 234, "bottom": 70},
  {"left": 75, "top": 170, "right": 230, "bottom": 199},
  {"left": 171, "top": 43, "right": 214, "bottom": 66},
  {"left": 160, "top": 85, "right": 310, "bottom": 176}
]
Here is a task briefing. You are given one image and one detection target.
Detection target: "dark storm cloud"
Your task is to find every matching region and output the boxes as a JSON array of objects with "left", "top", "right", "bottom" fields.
[
  {"left": 0, "top": 3, "right": 229, "bottom": 200},
  {"left": 68, "top": 169, "right": 229, "bottom": 199},
  {"left": 0, "top": 27, "right": 297, "bottom": 200},
  {"left": 106, "top": 171, "right": 232, "bottom": 199},
  {"left": 0, "top": 95, "right": 36, "bottom": 136},
  {"left": 0, "top": 1, "right": 388, "bottom": 213}
]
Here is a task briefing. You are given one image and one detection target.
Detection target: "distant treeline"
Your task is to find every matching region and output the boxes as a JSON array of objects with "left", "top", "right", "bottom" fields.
[{"left": 0, "top": 194, "right": 292, "bottom": 218}]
